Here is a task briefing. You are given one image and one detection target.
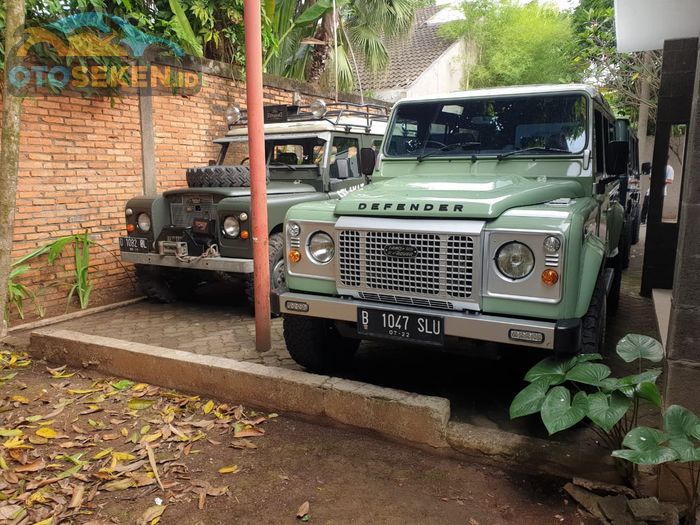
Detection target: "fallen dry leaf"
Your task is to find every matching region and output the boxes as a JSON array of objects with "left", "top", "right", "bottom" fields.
[
  {"left": 233, "top": 428, "right": 265, "bottom": 439},
  {"left": 218, "top": 465, "right": 240, "bottom": 475},
  {"left": 137, "top": 504, "right": 166, "bottom": 525},
  {"left": 14, "top": 458, "right": 45, "bottom": 473},
  {"left": 35, "top": 427, "right": 58, "bottom": 439},
  {"left": 297, "top": 501, "right": 310, "bottom": 519}
]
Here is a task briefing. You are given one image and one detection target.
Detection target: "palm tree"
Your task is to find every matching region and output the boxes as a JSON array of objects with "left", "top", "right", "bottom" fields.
[{"left": 265, "top": 0, "right": 423, "bottom": 92}]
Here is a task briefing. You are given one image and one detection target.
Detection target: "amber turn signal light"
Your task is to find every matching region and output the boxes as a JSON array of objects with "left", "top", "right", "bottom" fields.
[
  {"left": 240, "top": 230, "right": 249, "bottom": 240},
  {"left": 288, "top": 249, "right": 301, "bottom": 263},
  {"left": 126, "top": 224, "right": 135, "bottom": 233},
  {"left": 542, "top": 269, "right": 559, "bottom": 287}
]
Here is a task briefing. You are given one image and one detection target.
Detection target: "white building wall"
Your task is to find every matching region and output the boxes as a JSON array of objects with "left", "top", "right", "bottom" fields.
[
  {"left": 407, "top": 41, "right": 466, "bottom": 98},
  {"left": 372, "top": 41, "right": 470, "bottom": 103}
]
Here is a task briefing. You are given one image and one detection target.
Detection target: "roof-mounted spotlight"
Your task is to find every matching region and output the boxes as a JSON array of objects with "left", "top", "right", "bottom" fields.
[
  {"left": 310, "top": 99, "right": 328, "bottom": 118},
  {"left": 225, "top": 105, "right": 242, "bottom": 127}
]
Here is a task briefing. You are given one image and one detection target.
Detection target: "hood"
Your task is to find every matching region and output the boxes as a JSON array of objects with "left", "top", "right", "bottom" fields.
[
  {"left": 163, "top": 181, "right": 316, "bottom": 199},
  {"left": 334, "top": 175, "right": 583, "bottom": 219}
]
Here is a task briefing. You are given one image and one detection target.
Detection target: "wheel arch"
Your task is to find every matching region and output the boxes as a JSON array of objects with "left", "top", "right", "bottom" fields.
[{"left": 573, "top": 234, "right": 606, "bottom": 318}]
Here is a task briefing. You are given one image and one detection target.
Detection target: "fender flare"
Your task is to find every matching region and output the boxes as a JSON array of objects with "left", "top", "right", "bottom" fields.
[{"left": 574, "top": 234, "right": 606, "bottom": 318}]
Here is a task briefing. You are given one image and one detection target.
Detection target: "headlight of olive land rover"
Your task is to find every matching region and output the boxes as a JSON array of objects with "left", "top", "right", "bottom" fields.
[
  {"left": 495, "top": 241, "right": 535, "bottom": 280},
  {"left": 137, "top": 213, "right": 151, "bottom": 232},
  {"left": 223, "top": 216, "right": 240, "bottom": 238},
  {"left": 308, "top": 231, "right": 334, "bottom": 264}
]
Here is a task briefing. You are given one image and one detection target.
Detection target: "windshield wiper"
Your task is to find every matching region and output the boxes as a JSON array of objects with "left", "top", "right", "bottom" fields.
[
  {"left": 417, "top": 142, "right": 481, "bottom": 162},
  {"left": 269, "top": 161, "right": 297, "bottom": 171},
  {"left": 497, "top": 146, "right": 571, "bottom": 161}
]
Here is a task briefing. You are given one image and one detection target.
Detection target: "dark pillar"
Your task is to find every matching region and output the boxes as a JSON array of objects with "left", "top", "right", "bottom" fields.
[
  {"left": 664, "top": 40, "right": 700, "bottom": 413},
  {"left": 641, "top": 38, "right": 698, "bottom": 296}
]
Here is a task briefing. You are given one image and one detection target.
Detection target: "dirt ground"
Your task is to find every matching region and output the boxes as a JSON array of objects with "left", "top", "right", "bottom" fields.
[{"left": 0, "top": 348, "right": 596, "bottom": 525}]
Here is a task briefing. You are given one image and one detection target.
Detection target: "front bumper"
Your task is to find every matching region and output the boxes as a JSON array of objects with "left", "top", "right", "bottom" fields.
[
  {"left": 121, "top": 251, "right": 254, "bottom": 273},
  {"left": 272, "top": 291, "right": 581, "bottom": 352}
]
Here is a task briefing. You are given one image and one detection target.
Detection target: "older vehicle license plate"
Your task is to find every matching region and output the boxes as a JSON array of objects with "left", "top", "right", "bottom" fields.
[
  {"left": 357, "top": 308, "right": 444, "bottom": 345},
  {"left": 119, "top": 236, "right": 149, "bottom": 253}
]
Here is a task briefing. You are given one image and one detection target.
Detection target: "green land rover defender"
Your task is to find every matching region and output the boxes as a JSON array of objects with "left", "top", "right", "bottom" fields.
[
  {"left": 119, "top": 100, "right": 386, "bottom": 306},
  {"left": 273, "top": 85, "right": 640, "bottom": 372}
]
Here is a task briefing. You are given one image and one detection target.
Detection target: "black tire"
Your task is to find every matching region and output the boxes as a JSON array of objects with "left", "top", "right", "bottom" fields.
[
  {"left": 620, "top": 221, "right": 632, "bottom": 270},
  {"left": 135, "top": 265, "right": 177, "bottom": 303},
  {"left": 581, "top": 270, "right": 607, "bottom": 355},
  {"left": 244, "top": 233, "right": 286, "bottom": 312},
  {"left": 607, "top": 251, "right": 622, "bottom": 313},
  {"left": 631, "top": 211, "right": 641, "bottom": 245},
  {"left": 185, "top": 165, "right": 270, "bottom": 188},
  {"left": 135, "top": 265, "right": 198, "bottom": 303},
  {"left": 283, "top": 316, "right": 360, "bottom": 373}
]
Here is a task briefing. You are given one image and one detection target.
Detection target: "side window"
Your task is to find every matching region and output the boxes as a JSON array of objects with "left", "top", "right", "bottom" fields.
[
  {"left": 330, "top": 136, "right": 360, "bottom": 178},
  {"left": 594, "top": 110, "right": 605, "bottom": 174}
]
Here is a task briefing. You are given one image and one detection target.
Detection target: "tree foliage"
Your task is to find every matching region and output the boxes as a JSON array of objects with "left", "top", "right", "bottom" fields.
[
  {"left": 442, "top": 0, "right": 581, "bottom": 89},
  {"left": 571, "top": 0, "right": 661, "bottom": 128},
  {"left": 265, "top": 0, "right": 424, "bottom": 92},
  {"left": 0, "top": 0, "right": 276, "bottom": 74}
]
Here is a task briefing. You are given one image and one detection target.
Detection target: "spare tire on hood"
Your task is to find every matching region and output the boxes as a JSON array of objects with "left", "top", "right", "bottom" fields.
[{"left": 185, "top": 165, "right": 270, "bottom": 188}]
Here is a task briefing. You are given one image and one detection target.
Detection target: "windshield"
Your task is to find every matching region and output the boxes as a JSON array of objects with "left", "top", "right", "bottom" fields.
[
  {"left": 386, "top": 93, "right": 588, "bottom": 159},
  {"left": 219, "top": 137, "right": 327, "bottom": 176}
]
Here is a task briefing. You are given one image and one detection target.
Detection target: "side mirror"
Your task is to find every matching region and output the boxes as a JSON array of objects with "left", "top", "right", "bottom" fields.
[
  {"left": 360, "top": 147, "right": 376, "bottom": 176},
  {"left": 335, "top": 158, "right": 350, "bottom": 180},
  {"left": 641, "top": 162, "right": 651, "bottom": 175},
  {"left": 605, "top": 141, "right": 629, "bottom": 176}
]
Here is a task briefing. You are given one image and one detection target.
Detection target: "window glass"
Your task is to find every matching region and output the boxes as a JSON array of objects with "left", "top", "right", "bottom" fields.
[
  {"left": 386, "top": 94, "right": 588, "bottom": 159},
  {"left": 594, "top": 110, "right": 605, "bottom": 174},
  {"left": 330, "top": 136, "right": 360, "bottom": 178}
]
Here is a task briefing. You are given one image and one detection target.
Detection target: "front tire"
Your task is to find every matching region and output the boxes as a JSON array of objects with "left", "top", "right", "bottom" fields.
[
  {"left": 283, "top": 316, "right": 360, "bottom": 373},
  {"left": 581, "top": 270, "right": 607, "bottom": 354},
  {"left": 135, "top": 265, "right": 198, "bottom": 303},
  {"left": 244, "top": 233, "right": 286, "bottom": 312}
]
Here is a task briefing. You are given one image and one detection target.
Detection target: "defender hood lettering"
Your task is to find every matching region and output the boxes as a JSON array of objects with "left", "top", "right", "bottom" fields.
[{"left": 334, "top": 175, "right": 583, "bottom": 219}]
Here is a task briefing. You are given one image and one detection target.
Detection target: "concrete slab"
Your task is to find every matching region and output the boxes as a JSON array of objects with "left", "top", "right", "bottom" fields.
[
  {"left": 29, "top": 327, "right": 621, "bottom": 482},
  {"left": 29, "top": 328, "right": 450, "bottom": 448}
]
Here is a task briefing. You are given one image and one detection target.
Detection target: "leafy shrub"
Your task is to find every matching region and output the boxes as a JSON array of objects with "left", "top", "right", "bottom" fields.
[
  {"left": 510, "top": 334, "right": 664, "bottom": 452},
  {"left": 613, "top": 405, "right": 700, "bottom": 524}
]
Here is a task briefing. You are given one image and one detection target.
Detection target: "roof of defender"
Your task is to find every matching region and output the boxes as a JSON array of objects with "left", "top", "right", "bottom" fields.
[
  {"left": 220, "top": 100, "right": 389, "bottom": 140},
  {"left": 399, "top": 84, "right": 606, "bottom": 105}
]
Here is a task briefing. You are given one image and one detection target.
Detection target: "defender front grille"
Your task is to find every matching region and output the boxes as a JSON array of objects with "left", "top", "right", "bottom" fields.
[
  {"left": 169, "top": 195, "right": 216, "bottom": 228},
  {"left": 338, "top": 229, "right": 476, "bottom": 310}
]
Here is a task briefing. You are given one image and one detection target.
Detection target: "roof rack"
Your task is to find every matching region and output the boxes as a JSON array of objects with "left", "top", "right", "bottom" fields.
[{"left": 229, "top": 101, "right": 389, "bottom": 132}]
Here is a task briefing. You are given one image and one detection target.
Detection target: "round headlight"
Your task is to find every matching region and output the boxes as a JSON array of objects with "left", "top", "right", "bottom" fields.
[
  {"left": 137, "top": 213, "right": 151, "bottom": 232},
  {"left": 287, "top": 222, "right": 301, "bottom": 237},
  {"left": 225, "top": 105, "right": 241, "bottom": 126},
  {"left": 223, "top": 216, "right": 240, "bottom": 238},
  {"left": 238, "top": 212, "right": 248, "bottom": 222},
  {"left": 310, "top": 99, "right": 327, "bottom": 118},
  {"left": 308, "top": 231, "right": 334, "bottom": 264},
  {"left": 496, "top": 241, "right": 535, "bottom": 280},
  {"left": 125, "top": 208, "right": 134, "bottom": 217},
  {"left": 543, "top": 236, "right": 561, "bottom": 254}
]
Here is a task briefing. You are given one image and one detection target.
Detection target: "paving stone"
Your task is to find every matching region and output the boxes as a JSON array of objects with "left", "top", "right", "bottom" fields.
[
  {"left": 628, "top": 498, "right": 666, "bottom": 521},
  {"left": 599, "top": 495, "right": 647, "bottom": 525}
]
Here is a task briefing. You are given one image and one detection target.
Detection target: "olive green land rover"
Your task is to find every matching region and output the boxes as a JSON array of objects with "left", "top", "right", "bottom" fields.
[
  {"left": 119, "top": 100, "right": 387, "bottom": 305},
  {"left": 273, "top": 85, "right": 639, "bottom": 372}
]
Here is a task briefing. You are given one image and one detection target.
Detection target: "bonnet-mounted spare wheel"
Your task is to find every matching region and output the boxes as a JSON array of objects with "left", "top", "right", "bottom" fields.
[{"left": 185, "top": 165, "right": 270, "bottom": 188}]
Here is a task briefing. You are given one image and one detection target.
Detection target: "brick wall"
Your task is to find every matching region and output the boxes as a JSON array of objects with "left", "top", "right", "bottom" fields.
[{"left": 4, "top": 61, "right": 381, "bottom": 326}]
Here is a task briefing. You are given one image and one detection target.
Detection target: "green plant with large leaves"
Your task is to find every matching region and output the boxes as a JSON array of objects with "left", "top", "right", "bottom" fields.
[
  {"left": 613, "top": 405, "right": 700, "bottom": 524},
  {"left": 4, "top": 231, "right": 132, "bottom": 322},
  {"left": 510, "top": 334, "right": 664, "bottom": 453}
]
